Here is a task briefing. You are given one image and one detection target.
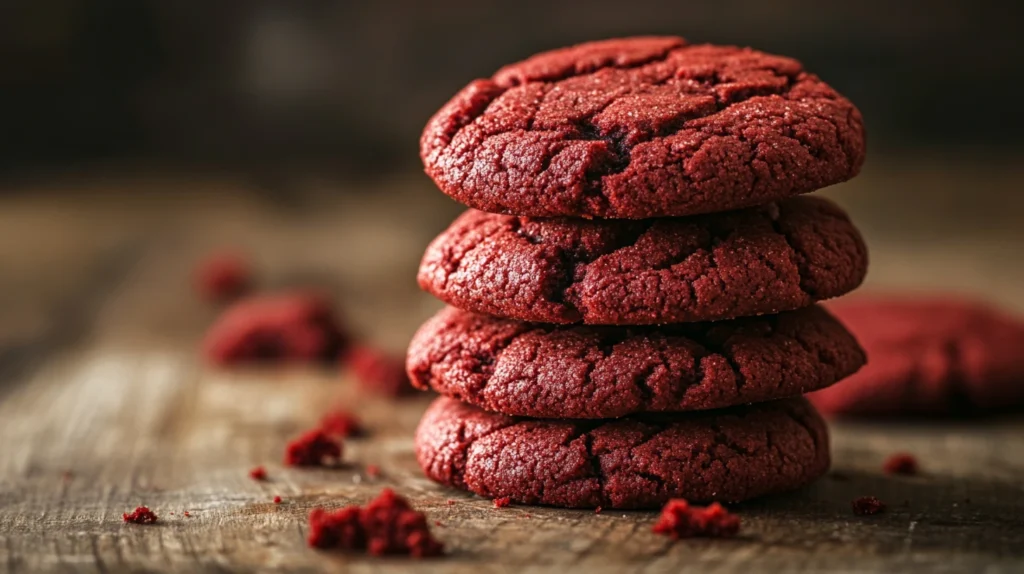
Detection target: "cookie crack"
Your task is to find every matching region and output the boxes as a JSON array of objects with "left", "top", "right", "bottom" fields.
[
  {"left": 767, "top": 205, "right": 814, "bottom": 297},
  {"left": 443, "top": 46, "right": 810, "bottom": 184}
]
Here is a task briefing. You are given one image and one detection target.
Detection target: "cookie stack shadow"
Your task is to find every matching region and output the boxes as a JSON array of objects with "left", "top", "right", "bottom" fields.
[{"left": 407, "top": 37, "right": 869, "bottom": 509}]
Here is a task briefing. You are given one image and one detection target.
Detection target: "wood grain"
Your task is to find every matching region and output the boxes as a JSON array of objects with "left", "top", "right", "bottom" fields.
[{"left": 1, "top": 163, "right": 1023, "bottom": 573}]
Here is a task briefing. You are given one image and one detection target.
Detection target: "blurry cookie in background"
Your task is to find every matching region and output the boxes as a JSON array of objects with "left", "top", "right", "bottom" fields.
[{"left": 807, "top": 295, "right": 1024, "bottom": 417}]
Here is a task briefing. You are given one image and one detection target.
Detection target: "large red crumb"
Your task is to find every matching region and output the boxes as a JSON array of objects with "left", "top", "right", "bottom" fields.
[
  {"left": 343, "top": 344, "right": 415, "bottom": 396},
  {"left": 852, "top": 496, "right": 886, "bottom": 515},
  {"left": 492, "top": 497, "right": 511, "bottom": 508},
  {"left": 320, "top": 410, "right": 363, "bottom": 437},
  {"left": 308, "top": 488, "right": 444, "bottom": 557},
  {"left": 202, "top": 292, "right": 347, "bottom": 365},
  {"left": 122, "top": 506, "right": 158, "bottom": 524},
  {"left": 195, "top": 252, "right": 251, "bottom": 303},
  {"left": 883, "top": 453, "right": 919, "bottom": 475},
  {"left": 285, "top": 429, "right": 343, "bottom": 467},
  {"left": 652, "top": 500, "right": 740, "bottom": 539},
  {"left": 274, "top": 496, "right": 283, "bottom": 504},
  {"left": 249, "top": 466, "right": 268, "bottom": 481}
]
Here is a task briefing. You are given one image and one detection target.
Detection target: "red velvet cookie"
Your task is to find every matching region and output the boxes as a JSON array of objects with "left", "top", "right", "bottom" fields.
[
  {"left": 408, "top": 305, "right": 864, "bottom": 418},
  {"left": 419, "top": 196, "right": 867, "bottom": 325},
  {"left": 415, "top": 396, "right": 830, "bottom": 508},
  {"left": 808, "top": 297, "right": 1024, "bottom": 416},
  {"left": 421, "top": 36, "right": 865, "bottom": 219}
]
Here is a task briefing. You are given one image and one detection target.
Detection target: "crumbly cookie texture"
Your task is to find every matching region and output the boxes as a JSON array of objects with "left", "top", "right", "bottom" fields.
[
  {"left": 415, "top": 396, "right": 830, "bottom": 509},
  {"left": 422, "top": 36, "right": 865, "bottom": 218},
  {"left": 419, "top": 196, "right": 867, "bottom": 325},
  {"left": 408, "top": 305, "right": 864, "bottom": 418}
]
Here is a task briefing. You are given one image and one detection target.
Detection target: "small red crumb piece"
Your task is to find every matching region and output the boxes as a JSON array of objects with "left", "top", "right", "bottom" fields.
[
  {"left": 249, "top": 466, "right": 268, "bottom": 481},
  {"left": 493, "top": 496, "right": 512, "bottom": 509},
  {"left": 652, "top": 500, "right": 740, "bottom": 539},
  {"left": 195, "top": 252, "right": 251, "bottom": 303},
  {"left": 434, "top": 521, "right": 444, "bottom": 527},
  {"left": 169, "top": 512, "right": 175, "bottom": 515},
  {"left": 274, "top": 496, "right": 283, "bottom": 504},
  {"left": 343, "top": 344, "right": 416, "bottom": 396},
  {"left": 122, "top": 506, "right": 158, "bottom": 524},
  {"left": 320, "top": 410, "right": 363, "bottom": 437},
  {"left": 183, "top": 511, "right": 191, "bottom": 517},
  {"left": 594, "top": 506, "right": 603, "bottom": 514},
  {"left": 366, "top": 464, "right": 381, "bottom": 478},
  {"left": 61, "top": 470, "right": 74, "bottom": 482},
  {"left": 883, "top": 453, "right": 919, "bottom": 476},
  {"left": 852, "top": 496, "right": 886, "bottom": 515},
  {"left": 203, "top": 292, "right": 347, "bottom": 365},
  {"left": 446, "top": 500, "right": 455, "bottom": 506},
  {"left": 308, "top": 488, "right": 443, "bottom": 557},
  {"left": 285, "top": 429, "right": 343, "bottom": 467}
]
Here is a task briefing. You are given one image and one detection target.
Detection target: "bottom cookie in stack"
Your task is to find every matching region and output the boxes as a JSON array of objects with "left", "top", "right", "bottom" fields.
[{"left": 415, "top": 396, "right": 830, "bottom": 509}]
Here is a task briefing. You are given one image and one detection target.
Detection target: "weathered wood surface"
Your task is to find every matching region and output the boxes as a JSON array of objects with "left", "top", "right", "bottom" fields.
[{"left": 1, "top": 161, "right": 1023, "bottom": 573}]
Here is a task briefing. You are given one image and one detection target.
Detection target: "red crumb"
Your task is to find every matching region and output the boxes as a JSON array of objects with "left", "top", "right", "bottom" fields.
[
  {"left": 446, "top": 500, "right": 455, "bottom": 506},
  {"left": 652, "top": 500, "right": 740, "bottom": 539},
  {"left": 274, "top": 496, "right": 283, "bottom": 504},
  {"left": 122, "top": 506, "right": 158, "bottom": 524},
  {"left": 366, "top": 464, "right": 381, "bottom": 478},
  {"left": 434, "top": 521, "right": 444, "bottom": 527},
  {"left": 883, "top": 453, "right": 919, "bottom": 475},
  {"left": 308, "top": 488, "right": 443, "bottom": 557},
  {"left": 202, "top": 292, "right": 347, "bottom": 365},
  {"left": 169, "top": 512, "right": 175, "bottom": 515},
  {"left": 493, "top": 497, "right": 512, "bottom": 509},
  {"left": 285, "top": 429, "right": 343, "bottom": 467},
  {"left": 320, "top": 410, "right": 363, "bottom": 437},
  {"left": 343, "top": 344, "right": 415, "bottom": 397},
  {"left": 595, "top": 506, "right": 602, "bottom": 514},
  {"left": 852, "top": 496, "right": 886, "bottom": 515},
  {"left": 195, "top": 252, "right": 251, "bottom": 303},
  {"left": 183, "top": 511, "right": 191, "bottom": 517},
  {"left": 61, "top": 470, "right": 74, "bottom": 482},
  {"left": 249, "top": 466, "right": 268, "bottom": 481}
]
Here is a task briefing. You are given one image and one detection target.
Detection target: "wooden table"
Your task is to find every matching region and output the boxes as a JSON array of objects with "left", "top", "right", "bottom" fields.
[{"left": 1, "top": 159, "right": 1023, "bottom": 573}]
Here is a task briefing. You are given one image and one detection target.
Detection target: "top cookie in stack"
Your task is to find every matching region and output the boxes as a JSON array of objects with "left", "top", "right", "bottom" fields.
[
  {"left": 410, "top": 37, "right": 868, "bottom": 509},
  {"left": 421, "top": 36, "right": 864, "bottom": 219}
]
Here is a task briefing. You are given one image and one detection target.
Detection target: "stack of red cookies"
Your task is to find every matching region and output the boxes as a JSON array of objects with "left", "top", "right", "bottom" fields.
[{"left": 408, "top": 37, "right": 868, "bottom": 509}]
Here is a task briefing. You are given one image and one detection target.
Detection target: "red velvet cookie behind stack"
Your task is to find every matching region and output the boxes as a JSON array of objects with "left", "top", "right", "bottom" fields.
[
  {"left": 411, "top": 36, "right": 868, "bottom": 509},
  {"left": 808, "top": 297, "right": 1024, "bottom": 416}
]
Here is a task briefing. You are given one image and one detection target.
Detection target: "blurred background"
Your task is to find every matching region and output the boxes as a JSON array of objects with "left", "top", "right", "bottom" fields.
[
  {"left": 2, "top": 0, "right": 1023, "bottom": 173},
  {"left": 1, "top": 0, "right": 1023, "bottom": 354}
]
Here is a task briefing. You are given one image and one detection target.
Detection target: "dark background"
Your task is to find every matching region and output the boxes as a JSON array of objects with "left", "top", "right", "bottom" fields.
[{"left": 2, "top": 0, "right": 1023, "bottom": 177}]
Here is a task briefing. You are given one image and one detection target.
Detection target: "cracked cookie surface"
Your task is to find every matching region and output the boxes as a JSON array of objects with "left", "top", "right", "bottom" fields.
[
  {"left": 407, "top": 305, "right": 864, "bottom": 418},
  {"left": 415, "top": 396, "right": 830, "bottom": 508},
  {"left": 418, "top": 196, "right": 867, "bottom": 325},
  {"left": 808, "top": 297, "right": 1024, "bottom": 417},
  {"left": 421, "top": 36, "right": 865, "bottom": 219}
]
